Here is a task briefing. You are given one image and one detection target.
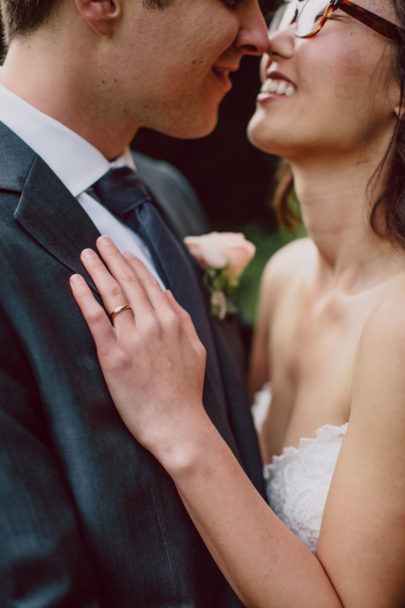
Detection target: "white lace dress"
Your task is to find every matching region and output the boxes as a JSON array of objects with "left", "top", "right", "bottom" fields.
[{"left": 252, "top": 385, "right": 348, "bottom": 553}]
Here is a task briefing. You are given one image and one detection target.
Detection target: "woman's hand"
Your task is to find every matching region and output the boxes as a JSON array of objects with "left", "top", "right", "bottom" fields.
[{"left": 70, "top": 236, "right": 208, "bottom": 464}]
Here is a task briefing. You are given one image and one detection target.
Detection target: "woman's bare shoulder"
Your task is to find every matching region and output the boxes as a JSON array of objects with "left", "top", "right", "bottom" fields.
[
  {"left": 353, "top": 272, "right": 405, "bottom": 421},
  {"left": 360, "top": 274, "right": 405, "bottom": 357},
  {"left": 253, "top": 237, "right": 316, "bottom": 360},
  {"left": 261, "top": 236, "right": 316, "bottom": 292},
  {"left": 318, "top": 275, "right": 405, "bottom": 606}
]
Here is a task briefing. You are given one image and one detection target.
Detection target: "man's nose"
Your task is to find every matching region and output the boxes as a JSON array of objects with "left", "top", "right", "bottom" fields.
[{"left": 235, "top": 2, "right": 271, "bottom": 56}]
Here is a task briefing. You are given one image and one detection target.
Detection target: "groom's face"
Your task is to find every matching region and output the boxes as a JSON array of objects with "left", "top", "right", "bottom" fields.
[{"left": 110, "top": 0, "right": 269, "bottom": 138}]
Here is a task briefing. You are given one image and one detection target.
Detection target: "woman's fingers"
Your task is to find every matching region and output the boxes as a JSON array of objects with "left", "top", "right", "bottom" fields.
[
  {"left": 121, "top": 250, "right": 175, "bottom": 312},
  {"left": 95, "top": 237, "right": 181, "bottom": 326},
  {"left": 69, "top": 273, "right": 116, "bottom": 351},
  {"left": 95, "top": 237, "right": 159, "bottom": 315},
  {"left": 82, "top": 237, "right": 177, "bottom": 341},
  {"left": 80, "top": 242, "right": 137, "bottom": 332},
  {"left": 121, "top": 249, "right": 205, "bottom": 351},
  {"left": 120, "top": 249, "right": 190, "bottom": 321},
  {"left": 70, "top": 239, "right": 208, "bottom": 456},
  {"left": 79, "top": 236, "right": 203, "bottom": 356},
  {"left": 164, "top": 289, "right": 204, "bottom": 347}
]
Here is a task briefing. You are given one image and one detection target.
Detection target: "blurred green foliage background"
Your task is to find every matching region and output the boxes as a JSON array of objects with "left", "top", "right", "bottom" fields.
[{"left": 238, "top": 222, "right": 305, "bottom": 325}]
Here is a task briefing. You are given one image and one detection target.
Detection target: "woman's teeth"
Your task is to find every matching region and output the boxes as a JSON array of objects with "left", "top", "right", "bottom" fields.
[{"left": 261, "top": 79, "right": 295, "bottom": 96}]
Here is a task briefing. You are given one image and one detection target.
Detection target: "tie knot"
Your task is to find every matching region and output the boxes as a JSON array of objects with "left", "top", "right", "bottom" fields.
[{"left": 92, "top": 167, "right": 153, "bottom": 218}]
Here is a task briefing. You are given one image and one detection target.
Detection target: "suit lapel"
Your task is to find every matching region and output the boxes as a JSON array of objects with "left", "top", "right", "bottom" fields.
[
  {"left": 0, "top": 123, "right": 101, "bottom": 293},
  {"left": 14, "top": 154, "right": 100, "bottom": 286}
]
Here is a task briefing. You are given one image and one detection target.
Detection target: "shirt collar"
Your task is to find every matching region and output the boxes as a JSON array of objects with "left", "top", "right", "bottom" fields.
[{"left": 0, "top": 81, "right": 135, "bottom": 197}]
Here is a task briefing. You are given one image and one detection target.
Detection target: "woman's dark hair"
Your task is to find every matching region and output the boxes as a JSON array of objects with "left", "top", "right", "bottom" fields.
[
  {"left": 369, "top": 0, "right": 405, "bottom": 249},
  {"left": 272, "top": 160, "right": 299, "bottom": 232},
  {"left": 275, "top": 0, "right": 405, "bottom": 245}
]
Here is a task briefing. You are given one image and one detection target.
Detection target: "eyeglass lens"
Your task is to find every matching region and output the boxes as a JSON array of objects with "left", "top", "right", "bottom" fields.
[
  {"left": 268, "top": 1, "right": 298, "bottom": 33},
  {"left": 269, "top": 0, "right": 330, "bottom": 37}
]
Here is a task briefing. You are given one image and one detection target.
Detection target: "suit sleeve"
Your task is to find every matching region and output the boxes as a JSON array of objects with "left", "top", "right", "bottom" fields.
[{"left": 0, "top": 312, "right": 101, "bottom": 607}]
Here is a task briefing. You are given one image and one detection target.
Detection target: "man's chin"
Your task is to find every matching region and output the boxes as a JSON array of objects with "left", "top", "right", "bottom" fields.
[{"left": 157, "top": 111, "right": 219, "bottom": 140}]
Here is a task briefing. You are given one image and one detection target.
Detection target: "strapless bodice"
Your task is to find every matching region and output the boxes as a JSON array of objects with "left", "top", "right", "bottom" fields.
[
  {"left": 264, "top": 423, "right": 347, "bottom": 553},
  {"left": 252, "top": 384, "right": 347, "bottom": 553}
]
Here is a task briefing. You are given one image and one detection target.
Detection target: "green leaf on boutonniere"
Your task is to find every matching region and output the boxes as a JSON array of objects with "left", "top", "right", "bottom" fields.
[{"left": 202, "top": 265, "right": 240, "bottom": 320}]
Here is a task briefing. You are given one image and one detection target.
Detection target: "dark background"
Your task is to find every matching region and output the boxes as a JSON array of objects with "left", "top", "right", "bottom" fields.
[
  {"left": 0, "top": 1, "right": 279, "bottom": 232},
  {"left": 132, "top": 53, "right": 278, "bottom": 231}
]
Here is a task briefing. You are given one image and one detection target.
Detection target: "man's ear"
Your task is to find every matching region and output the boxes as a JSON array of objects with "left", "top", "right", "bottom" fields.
[{"left": 74, "top": 0, "right": 122, "bottom": 35}]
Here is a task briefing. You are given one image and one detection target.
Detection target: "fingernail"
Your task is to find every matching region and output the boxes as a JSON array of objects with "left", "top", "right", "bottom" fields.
[
  {"left": 97, "top": 235, "right": 113, "bottom": 248},
  {"left": 70, "top": 274, "right": 85, "bottom": 286},
  {"left": 81, "top": 248, "right": 96, "bottom": 259},
  {"left": 123, "top": 250, "right": 136, "bottom": 260}
]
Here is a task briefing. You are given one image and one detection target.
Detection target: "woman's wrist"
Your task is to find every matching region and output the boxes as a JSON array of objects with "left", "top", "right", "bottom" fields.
[{"left": 153, "top": 407, "right": 219, "bottom": 478}]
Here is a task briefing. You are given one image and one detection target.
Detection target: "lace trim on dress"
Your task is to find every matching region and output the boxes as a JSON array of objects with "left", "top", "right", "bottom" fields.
[{"left": 264, "top": 422, "right": 348, "bottom": 553}]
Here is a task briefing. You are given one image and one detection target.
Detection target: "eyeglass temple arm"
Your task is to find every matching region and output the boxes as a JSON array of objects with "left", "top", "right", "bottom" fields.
[{"left": 336, "top": 0, "right": 405, "bottom": 43}]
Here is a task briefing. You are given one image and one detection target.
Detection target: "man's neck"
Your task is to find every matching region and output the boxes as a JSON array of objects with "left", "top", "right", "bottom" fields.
[{"left": 1, "top": 40, "right": 138, "bottom": 160}]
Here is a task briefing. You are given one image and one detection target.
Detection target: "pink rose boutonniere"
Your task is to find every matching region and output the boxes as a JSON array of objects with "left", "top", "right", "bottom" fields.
[{"left": 184, "top": 231, "right": 256, "bottom": 320}]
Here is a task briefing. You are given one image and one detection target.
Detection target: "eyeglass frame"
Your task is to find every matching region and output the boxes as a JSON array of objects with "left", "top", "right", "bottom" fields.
[{"left": 270, "top": 0, "right": 405, "bottom": 44}]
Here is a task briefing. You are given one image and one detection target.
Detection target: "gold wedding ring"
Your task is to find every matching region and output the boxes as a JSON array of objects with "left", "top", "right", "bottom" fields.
[{"left": 109, "top": 303, "right": 132, "bottom": 321}]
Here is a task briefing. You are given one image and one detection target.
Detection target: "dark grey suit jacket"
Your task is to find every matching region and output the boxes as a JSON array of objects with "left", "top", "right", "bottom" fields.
[{"left": 0, "top": 122, "right": 265, "bottom": 607}]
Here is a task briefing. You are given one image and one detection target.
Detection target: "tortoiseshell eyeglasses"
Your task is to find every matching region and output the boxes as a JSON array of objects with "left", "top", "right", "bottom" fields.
[{"left": 268, "top": 0, "right": 405, "bottom": 43}]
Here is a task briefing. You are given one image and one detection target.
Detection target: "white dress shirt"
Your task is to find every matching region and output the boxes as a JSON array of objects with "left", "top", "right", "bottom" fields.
[{"left": 0, "top": 81, "right": 165, "bottom": 286}]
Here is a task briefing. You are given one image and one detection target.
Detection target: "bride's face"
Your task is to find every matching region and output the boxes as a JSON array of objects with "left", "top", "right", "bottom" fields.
[{"left": 247, "top": 0, "right": 401, "bottom": 162}]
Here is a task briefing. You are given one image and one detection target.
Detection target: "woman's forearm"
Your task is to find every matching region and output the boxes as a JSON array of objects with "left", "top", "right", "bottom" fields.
[
  {"left": 162, "top": 418, "right": 343, "bottom": 608},
  {"left": 70, "top": 241, "right": 341, "bottom": 606}
]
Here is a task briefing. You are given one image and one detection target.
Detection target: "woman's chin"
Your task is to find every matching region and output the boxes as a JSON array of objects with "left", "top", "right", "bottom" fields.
[
  {"left": 247, "top": 119, "right": 283, "bottom": 157},
  {"left": 247, "top": 114, "right": 304, "bottom": 161}
]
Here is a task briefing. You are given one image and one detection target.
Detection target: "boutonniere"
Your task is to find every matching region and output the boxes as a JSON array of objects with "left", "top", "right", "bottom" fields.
[{"left": 184, "top": 232, "right": 256, "bottom": 320}]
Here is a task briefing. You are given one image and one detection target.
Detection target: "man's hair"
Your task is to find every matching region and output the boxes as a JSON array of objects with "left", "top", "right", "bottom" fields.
[
  {"left": 0, "top": 0, "right": 171, "bottom": 43},
  {"left": 0, "top": 0, "right": 63, "bottom": 42}
]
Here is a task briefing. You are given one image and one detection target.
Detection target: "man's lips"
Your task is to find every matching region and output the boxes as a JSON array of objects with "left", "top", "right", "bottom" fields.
[{"left": 212, "top": 65, "right": 238, "bottom": 91}]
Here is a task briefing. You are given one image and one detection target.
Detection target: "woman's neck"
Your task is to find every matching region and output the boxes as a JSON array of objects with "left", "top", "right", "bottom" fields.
[{"left": 291, "top": 153, "right": 404, "bottom": 295}]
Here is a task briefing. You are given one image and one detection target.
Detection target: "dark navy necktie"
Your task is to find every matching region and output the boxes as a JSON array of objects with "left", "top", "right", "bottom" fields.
[{"left": 92, "top": 167, "right": 226, "bottom": 405}]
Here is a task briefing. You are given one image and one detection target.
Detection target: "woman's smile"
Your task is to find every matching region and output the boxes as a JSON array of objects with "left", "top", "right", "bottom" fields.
[{"left": 258, "top": 66, "right": 297, "bottom": 101}]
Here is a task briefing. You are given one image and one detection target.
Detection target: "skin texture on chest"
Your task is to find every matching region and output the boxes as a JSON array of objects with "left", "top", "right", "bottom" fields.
[{"left": 264, "top": 274, "right": 400, "bottom": 457}]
